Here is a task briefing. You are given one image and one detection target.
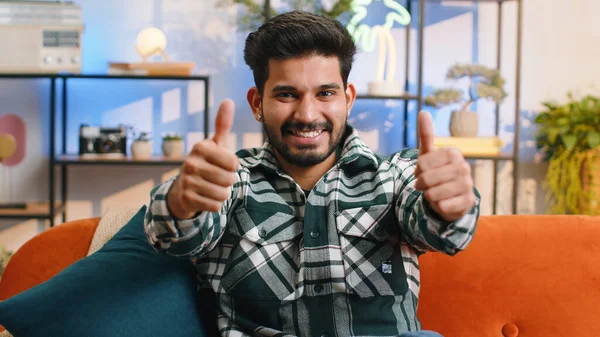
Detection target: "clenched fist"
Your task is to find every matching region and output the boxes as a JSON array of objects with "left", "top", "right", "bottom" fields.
[
  {"left": 414, "top": 111, "right": 476, "bottom": 222},
  {"left": 167, "top": 99, "right": 240, "bottom": 219}
]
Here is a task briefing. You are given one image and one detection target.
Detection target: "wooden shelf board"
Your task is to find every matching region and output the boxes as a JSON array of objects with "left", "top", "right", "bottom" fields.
[
  {"left": 56, "top": 154, "right": 184, "bottom": 166},
  {"left": 463, "top": 153, "right": 513, "bottom": 160},
  {"left": 0, "top": 201, "right": 64, "bottom": 219}
]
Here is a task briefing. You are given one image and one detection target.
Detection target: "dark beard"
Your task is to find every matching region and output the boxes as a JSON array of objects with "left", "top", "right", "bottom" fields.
[{"left": 264, "top": 115, "right": 346, "bottom": 168}]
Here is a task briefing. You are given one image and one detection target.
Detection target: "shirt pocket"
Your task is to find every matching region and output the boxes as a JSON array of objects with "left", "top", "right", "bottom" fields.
[
  {"left": 335, "top": 204, "right": 408, "bottom": 298},
  {"left": 221, "top": 206, "right": 303, "bottom": 301}
]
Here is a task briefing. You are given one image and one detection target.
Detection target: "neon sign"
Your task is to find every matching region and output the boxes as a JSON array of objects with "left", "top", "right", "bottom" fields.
[{"left": 346, "top": 0, "right": 411, "bottom": 86}]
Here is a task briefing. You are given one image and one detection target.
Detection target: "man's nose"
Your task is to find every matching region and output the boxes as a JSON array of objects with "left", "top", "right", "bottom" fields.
[{"left": 293, "top": 97, "right": 319, "bottom": 124}]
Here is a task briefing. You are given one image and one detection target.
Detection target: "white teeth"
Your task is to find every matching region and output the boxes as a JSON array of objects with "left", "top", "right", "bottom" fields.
[{"left": 292, "top": 130, "right": 323, "bottom": 138}]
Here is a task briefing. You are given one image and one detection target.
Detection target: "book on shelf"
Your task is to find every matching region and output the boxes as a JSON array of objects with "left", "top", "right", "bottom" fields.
[
  {"left": 434, "top": 137, "right": 505, "bottom": 157},
  {"left": 108, "top": 62, "right": 196, "bottom": 76}
]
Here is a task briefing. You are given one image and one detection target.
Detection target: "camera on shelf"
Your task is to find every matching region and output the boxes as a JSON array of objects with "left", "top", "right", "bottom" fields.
[{"left": 79, "top": 124, "right": 127, "bottom": 157}]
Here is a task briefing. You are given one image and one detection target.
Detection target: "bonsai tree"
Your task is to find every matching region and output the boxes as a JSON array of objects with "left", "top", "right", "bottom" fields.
[
  {"left": 534, "top": 93, "right": 600, "bottom": 215},
  {"left": 424, "top": 63, "right": 508, "bottom": 112},
  {"left": 216, "top": 0, "right": 353, "bottom": 31}
]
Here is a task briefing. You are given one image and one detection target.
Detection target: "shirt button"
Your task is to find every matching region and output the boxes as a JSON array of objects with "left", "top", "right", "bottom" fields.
[
  {"left": 310, "top": 230, "right": 320, "bottom": 239},
  {"left": 258, "top": 229, "right": 267, "bottom": 238},
  {"left": 314, "top": 284, "right": 323, "bottom": 293}
]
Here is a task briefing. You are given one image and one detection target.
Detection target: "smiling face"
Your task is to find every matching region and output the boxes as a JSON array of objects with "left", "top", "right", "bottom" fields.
[{"left": 248, "top": 55, "right": 356, "bottom": 168}]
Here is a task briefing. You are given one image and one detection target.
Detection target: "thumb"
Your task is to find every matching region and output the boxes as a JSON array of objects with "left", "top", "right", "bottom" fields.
[
  {"left": 418, "top": 110, "right": 435, "bottom": 155},
  {"left": 212, "top": 99, "right": 235, "bottom": 147}
]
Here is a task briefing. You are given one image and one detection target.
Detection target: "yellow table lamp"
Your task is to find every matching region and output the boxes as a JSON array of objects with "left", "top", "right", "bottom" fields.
[{"left": 0, "top": 133, "right": 17, "bottom": 205}]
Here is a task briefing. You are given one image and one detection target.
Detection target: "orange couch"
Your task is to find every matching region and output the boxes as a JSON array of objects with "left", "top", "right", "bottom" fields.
[{"left": 1, "top": 214, "right": 599, "bottom": 336}]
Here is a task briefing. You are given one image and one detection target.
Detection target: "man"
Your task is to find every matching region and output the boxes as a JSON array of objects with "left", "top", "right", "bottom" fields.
[{"left": 145, "top": 11, "right": 479, "bottom": 337}]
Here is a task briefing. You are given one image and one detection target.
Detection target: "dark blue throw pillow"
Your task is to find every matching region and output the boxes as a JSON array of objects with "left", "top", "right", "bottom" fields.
[{"left": 0, "top": 206, "right": 211, "bottom": 337}]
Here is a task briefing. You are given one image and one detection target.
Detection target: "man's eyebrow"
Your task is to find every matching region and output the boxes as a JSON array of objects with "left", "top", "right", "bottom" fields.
[
  {"left": 272, "top": 85, "right": 297, "bottom": 92},
  {"left": 319, "top": 83, "right": 341, "bottom": 90},
  {"left": 271, "top": 83, "right": 341, "bottom": 93}
]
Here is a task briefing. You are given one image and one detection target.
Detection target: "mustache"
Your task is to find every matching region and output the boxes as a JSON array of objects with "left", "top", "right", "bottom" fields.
[{"left": 281, "top": 121, "right": 333, "bottom": 133}]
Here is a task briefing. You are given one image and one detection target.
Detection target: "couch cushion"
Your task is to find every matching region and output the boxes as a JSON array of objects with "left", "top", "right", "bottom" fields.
[
  {"left": 0, "top": 206, "right": 210, "bottom": 337},
  {"left": 418, "top": 215, "right": 600, "bottom": 337},
  {"left": 87, "top": 207, "right": 141, "bottom": 256},
  {"left": 0, "top": 217, "right": 99, "bottom": 302}
]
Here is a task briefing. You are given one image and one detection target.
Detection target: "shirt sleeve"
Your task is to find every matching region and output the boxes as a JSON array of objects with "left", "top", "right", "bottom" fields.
[
  {"left": 392, "top": 149, "right": 481, "bottom": 256},
  {"left": 143, "top": 173, "right": 241, "bottom": 259}
]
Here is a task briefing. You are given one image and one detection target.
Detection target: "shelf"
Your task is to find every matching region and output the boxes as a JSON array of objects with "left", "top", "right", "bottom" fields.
[
  {"left": 0, "top": 73, "right": 208, "bottom": 81},
  {"left": 356, "top": 94, "right": 420, "bottom": 100},
  {"left": 0, "top": 74, "right": 57, "bottom": 79},
  {"left": 56, "top": 154, "right": 184, "bottom": 166},
  {"left": 61, "top": 74, "right": 209, "bottom": 81},
  {"left": 0, "top": 201, "right": 65, "bottom": 219},
  {"left": 419, "top": 0, "right": 518, "bottom": 2},
  {"left": 463, "top": 153, "right": 513, "bottom": 161}
]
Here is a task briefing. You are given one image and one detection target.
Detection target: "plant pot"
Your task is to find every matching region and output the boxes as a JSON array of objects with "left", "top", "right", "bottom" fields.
[
  {"left": 162, "top": 139, "right": 184, "bottom": 158},
  {"left": 368, "top": 81, "right": 404, "bottom": 97},
  {"left": 131, "top": 140, "right": 152, "bottom": 159},
  {"left": 449, "top": 110, "right": 478, "bottom": 137}
]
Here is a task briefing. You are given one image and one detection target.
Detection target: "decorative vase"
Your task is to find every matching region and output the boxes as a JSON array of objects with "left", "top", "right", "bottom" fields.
[
  {"left": 162, "top": 139, "right": 184, "bottom": 158},
  {"left": 131, "top": 140, "right": 152, "bottom": 159},
  {"left": 449, "top": 110, "right": 478, "bottom": 137},
  {"left": 368, "top": 81, "right": 404, "bottom": 97}
]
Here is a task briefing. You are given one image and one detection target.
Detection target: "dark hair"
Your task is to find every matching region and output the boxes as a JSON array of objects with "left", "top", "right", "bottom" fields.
[{"left": 243, "top": 11, "right": 357, "bottom": 95}]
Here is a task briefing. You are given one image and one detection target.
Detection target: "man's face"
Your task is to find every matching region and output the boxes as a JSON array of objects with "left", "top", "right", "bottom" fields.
[{"left": 256, "top": 55, "right": 355, "bottom": 168}]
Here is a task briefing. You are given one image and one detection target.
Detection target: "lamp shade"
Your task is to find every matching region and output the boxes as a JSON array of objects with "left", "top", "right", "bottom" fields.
[{"left": 0, "top": 114, "right": 26, "bottom": 167}]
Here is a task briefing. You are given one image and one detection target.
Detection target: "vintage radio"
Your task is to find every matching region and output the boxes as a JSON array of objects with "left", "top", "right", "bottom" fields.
[
  {"left": 79, "top": 125, "right": 127, "bottom": 158},
  {"left": 0, "top": 1, "right": 84, "bottom": 74}
]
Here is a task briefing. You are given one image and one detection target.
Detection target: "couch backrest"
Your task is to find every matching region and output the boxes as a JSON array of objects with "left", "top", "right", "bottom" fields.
[{"left": 418, "top": 215, "right": 600, "bottom": 337}]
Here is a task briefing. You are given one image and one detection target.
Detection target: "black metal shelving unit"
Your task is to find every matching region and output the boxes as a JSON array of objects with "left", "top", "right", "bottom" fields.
[
  {"left": 341, "top": 0, "right": 523, "bottom": 214},
  {"left": 0, "top": 73, "right": 210, "bottom": 227},
  {"left": 1, "top": 0, "right": 523, "bottom": 225}
]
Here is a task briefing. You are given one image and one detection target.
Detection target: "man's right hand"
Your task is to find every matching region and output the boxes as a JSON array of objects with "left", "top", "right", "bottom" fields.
[{"left": 167, "top": 99, "right": 239, "bottom": 219}]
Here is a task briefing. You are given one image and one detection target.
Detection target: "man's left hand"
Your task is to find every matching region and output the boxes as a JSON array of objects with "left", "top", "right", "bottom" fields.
[{"left": 413, "top": 111, "right": 476, "bottom": 222}]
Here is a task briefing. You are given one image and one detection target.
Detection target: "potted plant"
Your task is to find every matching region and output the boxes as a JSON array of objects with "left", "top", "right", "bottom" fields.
[
  {"left": 534, "top": 93, "right": 600, "bottom": 215},
  {"left": 131, "top": 131, "right": 152, "bottom": 159},
  {"left": 424, "top": 63, "right": 508, "bottom": 137},
  {"left": 216, "top": 0, "right": 353, "bottom": 31},
  {"left": 0, "top": 245, "right": 13, "bottom": 279},
  {"left": 162, "top": 132, "right": 185, "bottom": 158}
]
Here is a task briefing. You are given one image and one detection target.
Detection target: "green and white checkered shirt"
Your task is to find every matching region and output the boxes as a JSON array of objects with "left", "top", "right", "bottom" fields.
[{"left": 144, "top": 125, "right": 480, "bottom": 337}]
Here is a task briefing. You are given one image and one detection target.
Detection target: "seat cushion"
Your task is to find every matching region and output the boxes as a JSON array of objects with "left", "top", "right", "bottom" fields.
[{"left": 0, "top": 206, "right": 210, "bottom": 337}]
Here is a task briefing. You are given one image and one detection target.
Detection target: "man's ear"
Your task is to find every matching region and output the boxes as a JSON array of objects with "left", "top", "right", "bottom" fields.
[
  {"left": 246, "top": 87, "right": 263, "bottom": 121},
  {"left": 345, "top": 82, "right": 357, "bottom": 117}
]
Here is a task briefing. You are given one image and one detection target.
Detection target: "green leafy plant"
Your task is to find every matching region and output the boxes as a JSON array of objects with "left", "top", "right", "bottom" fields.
[
  {"left": 135, "top": 131, "right": 151, "bottom": 142},
  {"left": 534, "top": 93, "right": 600, "bottom": 215},
  {"left": 216, "top": 0, "right": 353, "bottom": 31},
  {"left": 0, "top": 245, "right": 13, "bottom": 278},
  {"left": 424, "top": 63, "right": 508, "bottom": 111},
  {"left": 162, "top": 133, "right": 182, "bottom": 141}
]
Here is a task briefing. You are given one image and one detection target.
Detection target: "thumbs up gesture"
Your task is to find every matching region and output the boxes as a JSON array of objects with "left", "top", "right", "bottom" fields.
[
  {"left": 414, "top": 111, "right": 476, "bottom": 222},
  {"left": 168, "top": 99, "right": 240, "bottom": 219}
]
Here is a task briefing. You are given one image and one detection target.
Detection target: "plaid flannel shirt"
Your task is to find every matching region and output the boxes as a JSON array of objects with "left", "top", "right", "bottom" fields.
[{"left": 144, "top": 125, "right": 480, "bottom": 337}]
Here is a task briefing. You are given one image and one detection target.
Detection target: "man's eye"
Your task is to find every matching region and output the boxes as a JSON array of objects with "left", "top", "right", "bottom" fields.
[
  {"left": 277, "top": 92, "right": 294, "bottom": 98},
  {"left": 319, "top": 91, "right": 335, "bottom": 97}
]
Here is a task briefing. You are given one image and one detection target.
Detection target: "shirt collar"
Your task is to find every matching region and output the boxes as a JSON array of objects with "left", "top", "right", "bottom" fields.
[{"left": 244, "top": 124, "right": 379, "bottom": 173}]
